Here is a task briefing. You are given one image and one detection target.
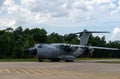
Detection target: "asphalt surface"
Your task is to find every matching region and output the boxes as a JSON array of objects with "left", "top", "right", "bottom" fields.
[{"left": 0, "top": 60, "right": 120, "bottom": 79}]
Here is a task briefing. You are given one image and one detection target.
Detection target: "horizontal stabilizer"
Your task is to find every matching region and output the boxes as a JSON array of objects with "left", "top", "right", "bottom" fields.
[{"left": 71, "top": 29, "right": 109, "bottom": 34}]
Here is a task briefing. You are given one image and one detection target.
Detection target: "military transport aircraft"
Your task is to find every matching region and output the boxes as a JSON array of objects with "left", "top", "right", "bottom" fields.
[{"left": 24, "top": 29, "right": 119, "bottom": 62}]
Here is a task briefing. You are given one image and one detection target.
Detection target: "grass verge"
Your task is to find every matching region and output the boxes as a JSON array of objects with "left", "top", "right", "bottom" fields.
[
  {"left": 0, "top": 58, "right": 38, "bottom": 62},
  {"left": 98, "top": 61, "right": 120, "bottom": 64}
]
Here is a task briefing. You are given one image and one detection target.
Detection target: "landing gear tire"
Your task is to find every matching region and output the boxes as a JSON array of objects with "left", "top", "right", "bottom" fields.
[
  {"left": 65, "top": 60, "right": 73, "bottom": 62},
  {"left": 38, "top": 58, "right": 43, "bottom": 62},
  {"left": 51, "top": 58, "right": 60, "bottom": 62}
]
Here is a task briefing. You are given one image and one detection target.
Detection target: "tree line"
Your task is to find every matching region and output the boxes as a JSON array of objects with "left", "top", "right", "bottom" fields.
[{"left": 0, "top": 26, "right": 120, "bottom": 59}]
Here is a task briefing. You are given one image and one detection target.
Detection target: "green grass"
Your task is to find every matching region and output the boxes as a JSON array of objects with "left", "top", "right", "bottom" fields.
[
  {"left": 77, "top": 58, "right": 120, "bottom": 64},
  {"left": 98, "top": 61, "right": 120, "bottom": 64},
  {"left": 0, "top": 58, "right": 120, "bottom": 64},
  {"left": 0, "top": 58, "right": 38, "bottom": 62},
  {"left": 77, "top": 58, "right": 119, "bottom": 60}
]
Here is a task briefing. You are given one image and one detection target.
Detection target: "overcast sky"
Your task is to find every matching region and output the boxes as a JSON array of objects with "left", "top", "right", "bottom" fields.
[{"left": 0, "top": 0, "right": 120, "bottom": 41}]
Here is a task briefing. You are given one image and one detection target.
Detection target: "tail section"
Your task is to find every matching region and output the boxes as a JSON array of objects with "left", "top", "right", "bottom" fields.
[
  {"left": 80, "top": 29, "right": 91, "bottom": 45},
  {"left": 72, "top": 29, "right": 109, "bottom": 57},
  {"left": 72, "top": 29, "right": 109, "bottom": 45}
]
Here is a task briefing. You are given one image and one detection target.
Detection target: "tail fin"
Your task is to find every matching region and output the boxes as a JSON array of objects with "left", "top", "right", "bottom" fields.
[{"left": 73, "top": 29, "right": 109, "bottom": 45}]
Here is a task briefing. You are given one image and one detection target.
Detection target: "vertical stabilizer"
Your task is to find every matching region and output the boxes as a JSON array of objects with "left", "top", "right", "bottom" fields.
[
  {"left": 72, "top": 29, "right": 109, "bottom": 57},
  {"left": 72, "top": 29, "right": 109, "bottom": 45},
  {"left": 80, "top": 29, "right": 91, "bottom": 45}
]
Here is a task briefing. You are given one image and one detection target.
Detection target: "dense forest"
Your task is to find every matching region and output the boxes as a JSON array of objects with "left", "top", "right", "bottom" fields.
[{"left": 0, "top": 26, "right": 120, "bottom": 59}]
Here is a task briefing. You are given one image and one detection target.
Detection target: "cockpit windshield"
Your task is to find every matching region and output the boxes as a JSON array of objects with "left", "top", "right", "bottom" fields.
[{"left": 38, "top": 44, "right": 42, "bottom": 48}]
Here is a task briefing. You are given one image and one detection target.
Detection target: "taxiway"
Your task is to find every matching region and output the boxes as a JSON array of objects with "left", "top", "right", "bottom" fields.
[{"left": 0, "top": 61, "right": 120, "bottom": 79}]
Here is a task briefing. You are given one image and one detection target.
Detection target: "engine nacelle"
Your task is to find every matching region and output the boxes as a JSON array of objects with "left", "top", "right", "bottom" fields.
[{"left": 84, "top": 48, "right": 94, "bottom": 57}]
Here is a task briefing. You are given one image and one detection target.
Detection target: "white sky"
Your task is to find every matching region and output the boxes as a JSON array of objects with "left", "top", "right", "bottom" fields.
[{"left": 0, "top": 0, "right": 120, "bottom": 41}]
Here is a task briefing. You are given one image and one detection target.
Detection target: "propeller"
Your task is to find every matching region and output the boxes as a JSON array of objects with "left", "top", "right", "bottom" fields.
[{"left": 83, "top": 46, "right": 94, "bottom": 58}]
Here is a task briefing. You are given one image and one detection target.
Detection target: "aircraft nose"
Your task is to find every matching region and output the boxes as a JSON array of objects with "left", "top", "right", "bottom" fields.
[
  {"left": 24, "top": 48, "right": 37, "bottom": 56},
  {"left": 24, "top": 49, "right": 29, "bottom": 53},
  {"left": 31, "top": 48, "right": 37, "bottom": 55}
]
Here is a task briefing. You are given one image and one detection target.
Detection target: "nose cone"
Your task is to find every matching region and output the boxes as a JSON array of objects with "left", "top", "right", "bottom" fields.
[
  {"left": 24, "top": 49, "right": 29, "bottom": 53},
  {"left": 31, "top": 48, "right": 37, "bottom": 56},
  {"left": 24, "top": 48, "right": 37, "bottom": 56}
]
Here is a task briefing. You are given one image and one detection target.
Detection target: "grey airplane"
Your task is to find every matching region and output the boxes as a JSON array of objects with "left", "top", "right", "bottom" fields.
[{"left": 25, "top": 29, "right": 119, "bottom": 62}]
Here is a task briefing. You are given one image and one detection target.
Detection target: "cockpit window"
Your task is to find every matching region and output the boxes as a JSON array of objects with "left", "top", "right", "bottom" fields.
[{"left": 38, "top": 45, "right": 42, "bottom": 48}]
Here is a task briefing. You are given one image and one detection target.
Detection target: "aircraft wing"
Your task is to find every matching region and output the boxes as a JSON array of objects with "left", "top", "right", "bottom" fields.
[
  {"left": 87, "top": 46, "right": 119, "bottom": 50},
  {"left": 70, "top": 44, "right": 119, "bottom": 50},
  {"left": 53, "top": 43, "right": 119, "bottom": 50}
]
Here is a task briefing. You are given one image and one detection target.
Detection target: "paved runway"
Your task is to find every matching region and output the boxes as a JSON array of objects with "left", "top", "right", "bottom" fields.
[{"left": 0, "top": 61, "right": 120, "bottom": 79}]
